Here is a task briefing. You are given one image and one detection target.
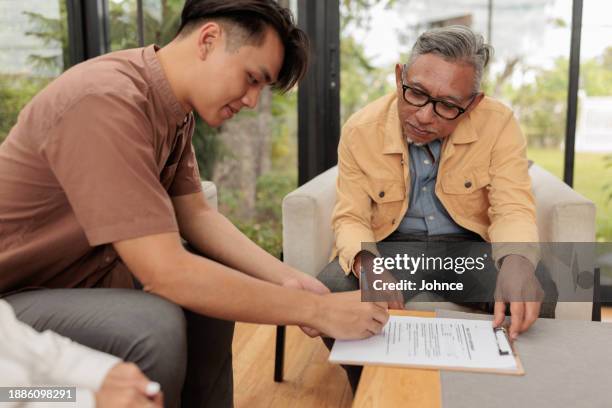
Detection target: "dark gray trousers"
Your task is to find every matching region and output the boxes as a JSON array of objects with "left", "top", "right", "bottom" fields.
[{"left": 5, "top": 288, "right": 234, "bottom": 408}]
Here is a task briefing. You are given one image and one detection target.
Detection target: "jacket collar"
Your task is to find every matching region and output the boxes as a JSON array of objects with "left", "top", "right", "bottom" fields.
[
  {"left": 381, "top": 93, "right": 479, "bottom": 152},
  {"left": 449, "top": 113, "right": 479, "bottom": 144},
  {"left": 382, "top": 96, "right": 405, "bottom": 154}
]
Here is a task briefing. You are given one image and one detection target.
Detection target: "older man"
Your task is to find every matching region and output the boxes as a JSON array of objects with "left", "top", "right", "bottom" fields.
[{"left": 318, "top": 25, "right": 557, "bottom": 391}]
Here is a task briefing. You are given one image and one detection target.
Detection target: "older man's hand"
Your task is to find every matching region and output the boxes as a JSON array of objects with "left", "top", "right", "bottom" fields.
[
  {"left": 355, "top": 252, "right": 405, "bottom": 310},
  {"left": 493, "top": 254, "right": 544, "bottom": 340}
]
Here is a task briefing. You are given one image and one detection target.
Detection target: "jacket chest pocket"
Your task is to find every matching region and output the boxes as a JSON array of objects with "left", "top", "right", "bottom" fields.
[
  {"left": 367, "top": 179, "right": 405, "bottom": 228},
  {"left": 440, "top": 167, "right": 490, "bottom": 215}
]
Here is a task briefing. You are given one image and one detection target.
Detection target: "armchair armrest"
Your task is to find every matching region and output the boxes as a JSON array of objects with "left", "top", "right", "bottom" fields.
[
  {"left": 282, "top": 166, "right": 338, "bottom": 277},
  {"left": 529, "top": 164, "right": 596, "bottom": 320},
  {"left": 529, "top": 164, "right": 596, "bottom": 242}
]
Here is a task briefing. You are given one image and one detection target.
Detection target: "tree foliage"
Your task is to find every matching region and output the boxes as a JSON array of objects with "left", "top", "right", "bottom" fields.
[
  {"left": 503, "top": 48, "right": 612, "bottom": 148},
  {"left": 340, "top": 35, "right": 393, "bottom": 123},
  {"left": 581, "top": 47, "right": 612, "bottom": 97},
  {"left": 340, "top": 0, "right": 398, "bottom": 123},
  {"left": 341, "top": 0, "right": 398, "bottom": 31},
  {"left": 0, "top": 76, "right": 51, "bottom": 139},
  {"left": 22, "top": 4, "right": 69, "bottom": 74},
  {"left": 504, "top": 58, "right": 569, "bottom": 148}
]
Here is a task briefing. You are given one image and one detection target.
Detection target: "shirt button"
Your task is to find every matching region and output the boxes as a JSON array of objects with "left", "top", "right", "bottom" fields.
[
  {"left": 379, "top": 191, "right": 385, "bottom": 198},
  {"left": 464, "top": 181, "right": 473, "bottom": 188},
  {"left": 422, "top": 186, "right": 427, "bottom": 192},
  {"left": 428, "top": 215, "right": 435, "bottom": 221},
  {"left": 424, "top": 159, "right": 431, "bottom": 165},
  {"left": 105, "top": 256, "right": 113, "bottom": 263}
]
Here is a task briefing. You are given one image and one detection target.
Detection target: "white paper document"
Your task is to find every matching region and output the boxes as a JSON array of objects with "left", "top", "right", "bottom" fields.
[{"left": 329, "top": 316, "right": 518, "bottom": 372}]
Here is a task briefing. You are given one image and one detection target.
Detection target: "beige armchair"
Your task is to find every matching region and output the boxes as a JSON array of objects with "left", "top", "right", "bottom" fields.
[{"left": 281, "top": 164, "right": 597, "bottom": 320}]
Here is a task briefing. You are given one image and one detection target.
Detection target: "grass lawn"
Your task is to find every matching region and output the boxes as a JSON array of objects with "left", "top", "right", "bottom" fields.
[{"left": 527, "top": 147, "right": 612, "bottom": 242}]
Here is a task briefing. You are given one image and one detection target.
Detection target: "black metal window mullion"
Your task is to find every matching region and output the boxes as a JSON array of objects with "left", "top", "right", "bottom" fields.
[
  {"left": 66, "top": 0, "right": 85, "bottom": 66},
  {"left": 65, "top": 0, "right": 110, "bottom": 66},
  {"left": 297, "top": 0, "right": 340, "bottom": 186},
  {"left": 563, "top": 0, "right": 583, "bottom": 187},
  {"left": 137, "top": 0, "right": 145, "bottom": 47}
]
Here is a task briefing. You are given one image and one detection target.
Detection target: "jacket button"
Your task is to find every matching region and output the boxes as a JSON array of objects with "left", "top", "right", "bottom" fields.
[
  {"left": 379, "top": 191, "right": 385, "bottom": 198},
  {"left": 464, "top": 181, "right": 472, "bottom": 188}
]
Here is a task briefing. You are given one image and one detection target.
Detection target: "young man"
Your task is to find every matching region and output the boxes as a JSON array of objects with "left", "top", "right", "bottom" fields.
[{"left": 0, "top": 1, "right": 389, "bottom": 406}]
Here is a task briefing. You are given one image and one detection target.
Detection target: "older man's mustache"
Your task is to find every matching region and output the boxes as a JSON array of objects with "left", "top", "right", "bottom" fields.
[{"left": 404, "top": 120, "right": 435, "bottom": 134}]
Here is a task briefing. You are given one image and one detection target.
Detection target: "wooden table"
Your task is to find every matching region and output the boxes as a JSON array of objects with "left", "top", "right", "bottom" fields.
[{"left": 352, "top": 310, "right": 441, "bottom": 408}]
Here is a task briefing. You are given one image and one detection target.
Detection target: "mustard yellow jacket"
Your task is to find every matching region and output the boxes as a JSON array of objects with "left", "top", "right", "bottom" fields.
[{"left": 331, "top": 93, "right": 539, "bottom": 274}]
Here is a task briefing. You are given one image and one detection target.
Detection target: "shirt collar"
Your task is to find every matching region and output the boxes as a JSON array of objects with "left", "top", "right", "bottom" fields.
[{"left": 143, "top": 45, "right": 190, "bottom": 126}]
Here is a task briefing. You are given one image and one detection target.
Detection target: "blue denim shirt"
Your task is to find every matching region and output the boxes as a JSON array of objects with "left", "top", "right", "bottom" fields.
[{"left": 397, "top": 139, "right": 469, "bottom": 235}]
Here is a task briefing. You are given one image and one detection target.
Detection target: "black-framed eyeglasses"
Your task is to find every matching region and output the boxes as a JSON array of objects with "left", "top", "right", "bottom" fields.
[{"left": 400, "top": 64, "right": 477, "bottom": 120}]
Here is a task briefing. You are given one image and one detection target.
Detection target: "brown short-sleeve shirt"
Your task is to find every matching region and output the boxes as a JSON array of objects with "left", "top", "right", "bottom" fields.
[{"left": 0, "top": 45, "right": 202, "bottom": 293}]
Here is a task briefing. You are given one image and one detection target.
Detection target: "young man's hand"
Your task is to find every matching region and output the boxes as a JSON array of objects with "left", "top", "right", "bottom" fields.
[
  {"left": 282, "top": 273, "right": 330, "bottom": 337},
  {"left": 96, "top": 363, "right": 163, "bottom": 408},
  {"left": 282, "top": 272, "right": 330, "bottom": 296},
  {"left": 311, "top": 290, "right": 390, "bottom": 340},
  {"left": 493, "top": 254, "right": 544, "bottom": 340}
]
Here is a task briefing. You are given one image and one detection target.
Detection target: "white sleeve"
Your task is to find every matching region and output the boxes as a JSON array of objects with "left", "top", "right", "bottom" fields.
[
  {"left": 75, "top": 388, "right": 96, "bottom": 408},
  {"left": 0, "top": 300, "right": 120, "bottom": 392}
]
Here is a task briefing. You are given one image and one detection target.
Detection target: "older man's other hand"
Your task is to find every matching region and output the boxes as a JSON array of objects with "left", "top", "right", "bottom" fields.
[
  {"left": 493, "top": 254, "right": 544, "bottom": 340},
  {"left": 355, "top": 251, "right": 405, "bottom": 310}
]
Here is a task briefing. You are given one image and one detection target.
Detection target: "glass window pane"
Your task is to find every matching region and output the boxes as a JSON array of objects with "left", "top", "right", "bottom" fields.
[
  {"left": 108, "top": 0, "right": 139, "bottom": 51},
  {"left": 0, "top": 0, "right": 69, "bottom": 141},
  {"left": 575, "top": 0, "right": 612, "bottom": 242},
  {"left": 489, "top": 0, "right": 570, "bottom": 183},
  {"left": 143, "top": 0, "right": 182, "bottom": 45}
]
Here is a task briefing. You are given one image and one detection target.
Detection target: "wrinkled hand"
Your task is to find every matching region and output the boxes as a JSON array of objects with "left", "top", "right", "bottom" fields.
[
  {"left": 368, "top": 269, "right": 405, "bottom": 310},
  {"left": 493, "top": 255, "right": 544, "bottom": 340},
  {"left": 356, "top": 252, "right": 405, "bottom": 310},
  {"left": 282, "top": 272, "right": 331, "bottom": 337},
  {"left": 96, "top": 362, "right": 163, "bottom": 408}
]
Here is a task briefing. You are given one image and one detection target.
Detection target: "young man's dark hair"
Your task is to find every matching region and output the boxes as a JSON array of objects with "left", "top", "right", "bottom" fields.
[{"left": 178, "top": 0, "right": 309, "bottom": 93}]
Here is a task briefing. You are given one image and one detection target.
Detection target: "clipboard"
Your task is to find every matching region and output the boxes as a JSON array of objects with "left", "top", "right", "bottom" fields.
[
  {"left": 329, "top": 310, "right": 525, "bottom": 376},
  {"left": 484, "top": 326, "right": 525, "bottom": 375}
]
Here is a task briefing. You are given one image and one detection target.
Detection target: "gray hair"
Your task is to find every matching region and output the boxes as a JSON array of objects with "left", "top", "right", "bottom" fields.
[{"left": 406, "top": 25, "right": 493, "bottom": 94}]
